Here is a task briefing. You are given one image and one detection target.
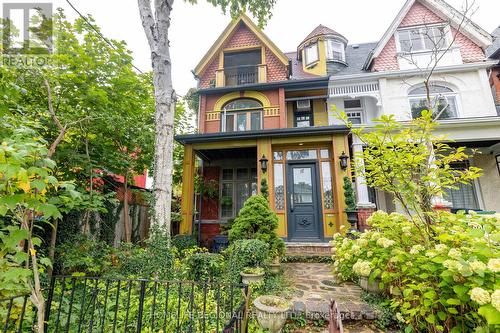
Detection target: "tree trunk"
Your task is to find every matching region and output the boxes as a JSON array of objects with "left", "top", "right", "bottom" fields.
[
  {"left": 123, "top": 174, "right": 131, "bottom": 242},
  {"left": 138, "top": 0, "right": 176, "bottom": 239}
]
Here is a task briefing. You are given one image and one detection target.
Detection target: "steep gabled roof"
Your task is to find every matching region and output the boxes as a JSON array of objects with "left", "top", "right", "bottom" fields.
[
  {"left": 364, "top": 0, "right": 493, "bottom": 69},
  {"left": 193, "top": 13, "right": 289, "bottom": 76}
]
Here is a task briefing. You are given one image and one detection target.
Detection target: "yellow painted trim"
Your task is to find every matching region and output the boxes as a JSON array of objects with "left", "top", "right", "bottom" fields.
[
  {"left": 205, "top": 112, "right": 220, "bottom": 121},
  {"left": 302, "top": 39, "right": 327, "bottom": 76},
  {"left": 193, "top": 13, "right": 289, "bottom": 76},
  {"left": 261, "top": 46, "right": 266, "bottom": 64},
  {"left": 213, "top": 91, "right": 271, "bottom": 111},
  {"left": 271, "top": 135, "right": 332, "bottom": 145},
  {"left": 331, "top": 134, "right": 349, "bottom": 232},
  {"left": 223, "top": 45, "right": 261, "bottom": 53},
  {"left": 263, "top": 107, "right": 279, "bottom": 117},
  {"left": 180, "top": 145, "right": 195, "bottom": 235}
]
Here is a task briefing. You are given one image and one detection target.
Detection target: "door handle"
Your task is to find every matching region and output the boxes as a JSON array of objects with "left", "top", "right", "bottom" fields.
[{"left": 290, "top": 193, "right": 294, "bottom": 212}]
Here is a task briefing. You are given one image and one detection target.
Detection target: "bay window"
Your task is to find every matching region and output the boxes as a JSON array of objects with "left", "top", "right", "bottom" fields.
[
  {"left": 305, "top": 43, "right": 319, "bottom": 65},
  {"left": 326, "top": 39, "right": 345, "bottom": 62},
  {"left": 222, "top": 98, "right": 263, "bottom": 132}
]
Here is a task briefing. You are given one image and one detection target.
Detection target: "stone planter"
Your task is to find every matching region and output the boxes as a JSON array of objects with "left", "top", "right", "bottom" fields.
[
  {"left": 268, "top": 257, "right": 281, "bottom": 274},
  {"left": 253, "top": 296, "right": 290, "bottom": 333},
  {"left": 359, "top": 276, "right": 382, "bottom": 294},
  {"left": 345, "top": 210, "right": 359, "bottom": 231},
  {"left": 240, "top": 270, "right": 265, "bottom": 285}
]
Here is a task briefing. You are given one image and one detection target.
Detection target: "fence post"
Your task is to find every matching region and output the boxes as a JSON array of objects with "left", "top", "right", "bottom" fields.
[
  {"left": 136, "top": 280, "right": 146, "bottom": 333},
  {"left": 43, "top": 275, "right": 56, "bottom": 333}
]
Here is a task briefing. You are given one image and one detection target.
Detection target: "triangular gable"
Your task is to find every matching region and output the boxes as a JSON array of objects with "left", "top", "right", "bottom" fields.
[
  {"left": 364, "top": 0, "right": 493, "bottom": 69},
  {"left": 193, "top": 13, "right": 289, "bottom": 76}
]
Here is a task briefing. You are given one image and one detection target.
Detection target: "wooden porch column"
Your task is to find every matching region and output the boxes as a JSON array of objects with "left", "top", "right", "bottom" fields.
[
  {"left": 257, "top": 138, "right": 273, "bottom": 201},
  {"left": 180, "top": 144, "right": 195, "bottom": 234},
  {"left": 331, "top": 134, "right": 350, "bottom": 232}
]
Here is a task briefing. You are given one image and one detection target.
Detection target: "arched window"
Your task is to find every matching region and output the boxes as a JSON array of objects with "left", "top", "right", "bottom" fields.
[
  {"left": 408, "top": 84, "right": 458, "bottom": 119},
  {"left": 222, "top": 98, "right": 263, "bottom": 132}
]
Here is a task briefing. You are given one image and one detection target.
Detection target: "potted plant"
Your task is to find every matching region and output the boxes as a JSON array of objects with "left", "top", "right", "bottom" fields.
[
  {"left": 359, "top": 276, "right": 383, "bottom": 294},
  {"left": 253, "top": 295, "right": 290, "bottom": 333},
  {"left": 267, "top": 250, "right": 281, "bottom": 274},
  {"left": 240, "top": 266, "right": 265, "bottom": 285},
  {"left": 343, "top": 176, "right": 358, "bottom": 233}
]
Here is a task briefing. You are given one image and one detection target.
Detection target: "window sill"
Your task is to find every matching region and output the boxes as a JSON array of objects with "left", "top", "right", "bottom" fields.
[
  {"left": 397, "top": 47, "right": 458, "bottom": 57},
  {"left": 305, "top": 60, "right": 319, "bottom": 69}
]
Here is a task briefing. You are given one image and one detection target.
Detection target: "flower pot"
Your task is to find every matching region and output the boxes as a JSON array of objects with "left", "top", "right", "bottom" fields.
[
  {"left": 240, "top": 271, "right": 265, "bottom": 285},
  {"left": 359, "top": 276, "right": 382, "bottom": 294},
  {"left": 211, "top": 235, "right": 229, "bottom": 253},
  {"left": 345, "top": 210, "right": 358, "bottom": 230},
  {"left": 253, "top": 296, "right": 290, "bottom": 333},
  {"left": 268, "top": 262, "right": 281, "bottom": 274}
]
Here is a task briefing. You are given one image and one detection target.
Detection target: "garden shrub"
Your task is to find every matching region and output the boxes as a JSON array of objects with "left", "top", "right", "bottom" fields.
[
  {"left": 171, "top": 234, "right": 198, "bottom": 252},
  {"left": 229, "top": 195, "right": 285, "bottom": 258},
  {"left": 56, "top": 236, "right": 114, "bottom": 276},
  {"left": 331, "top": 211, "right": 500, "bottom": 331},
  {"left": 225, "top": 239, "right": 269, "bottom": 283},
  {"left": 181, "top": 247, "right": 225, "bottom": 282}
]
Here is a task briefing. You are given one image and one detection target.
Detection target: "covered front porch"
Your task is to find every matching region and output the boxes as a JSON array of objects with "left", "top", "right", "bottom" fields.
[{"left": 175, "top": 126, "right": 351, "bottom": 245}]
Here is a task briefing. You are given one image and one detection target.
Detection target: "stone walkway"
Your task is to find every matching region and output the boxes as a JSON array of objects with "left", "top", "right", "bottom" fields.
[{"left": 284, "top": 263, "right": 377, "bottom": 321}]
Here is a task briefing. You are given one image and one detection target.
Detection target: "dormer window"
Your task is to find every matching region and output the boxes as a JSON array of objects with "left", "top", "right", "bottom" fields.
[
  {"left": 397, "top": 25, "right": 448, "bottom": 53},
  {"left": 305, "top": 43, "right": 319, "bottom": 65},
  {"left": 326, "top": 39, "right": 345, "bottom": 62}
]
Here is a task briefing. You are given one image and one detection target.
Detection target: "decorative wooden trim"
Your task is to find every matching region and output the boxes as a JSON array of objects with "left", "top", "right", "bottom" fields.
[
  {"left": 206, "top": 112, "right": 220, "bottom": 121},
  {"left": 263, "top": 106, "right": 280, "bottom": 117}
]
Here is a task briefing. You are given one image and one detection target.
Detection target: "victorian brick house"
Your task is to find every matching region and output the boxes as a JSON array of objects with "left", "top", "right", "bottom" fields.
[{"left": 176, "top": 0, "right": 499, "bottom": 245}]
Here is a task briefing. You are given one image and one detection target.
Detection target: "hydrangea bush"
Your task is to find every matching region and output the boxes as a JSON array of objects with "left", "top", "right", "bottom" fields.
[{"left": 331, "top": 211, "right": 500, "bottom": 332}]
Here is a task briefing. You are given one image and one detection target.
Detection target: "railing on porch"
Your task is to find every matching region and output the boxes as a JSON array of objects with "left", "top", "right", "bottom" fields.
[
  {"left": 329, "top": 82, "right": 379, "bottom": 97},
  {"left": 1, "top": 276, "right": 248, "bottom": 333}
]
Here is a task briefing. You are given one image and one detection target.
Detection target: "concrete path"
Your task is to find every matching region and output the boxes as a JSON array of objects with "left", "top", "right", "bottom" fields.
[{"left": 284, "top": 263, "right": 377, "bottom": 321}]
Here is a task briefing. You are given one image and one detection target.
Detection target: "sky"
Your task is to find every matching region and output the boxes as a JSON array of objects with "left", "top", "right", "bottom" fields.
[{"left": 3, "top": 0, "right": 499, "bottom": 96}]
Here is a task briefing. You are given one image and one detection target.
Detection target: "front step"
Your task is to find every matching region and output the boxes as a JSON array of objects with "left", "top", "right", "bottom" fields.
[{"left": 285, "top": 242, "right": 332, "bottom": 257}]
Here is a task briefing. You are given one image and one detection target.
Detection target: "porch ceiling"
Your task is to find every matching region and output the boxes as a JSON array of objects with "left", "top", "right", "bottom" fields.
[{"left": 196, "top": 147, "right": 257, "bottom": 162}]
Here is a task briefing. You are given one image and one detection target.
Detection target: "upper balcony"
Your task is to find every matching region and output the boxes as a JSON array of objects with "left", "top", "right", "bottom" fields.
[{"left": 215, "top": 64, "right": 267, "bottom": 88}]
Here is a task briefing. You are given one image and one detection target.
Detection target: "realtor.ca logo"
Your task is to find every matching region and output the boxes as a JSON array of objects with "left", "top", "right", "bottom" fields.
[{"left": 2, "top": 2, "right": 53, "bottom": 67}]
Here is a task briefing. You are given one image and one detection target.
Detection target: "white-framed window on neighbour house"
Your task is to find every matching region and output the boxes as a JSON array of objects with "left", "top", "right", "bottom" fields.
[
  {"left": 305, "top": 43, "right": 319, "bottom": 65},
  {"left": 221, "top": 98, "right": 263, "bottom": 132},
  {"left": 344, "top": 99, "right": 363, "bottom": 124},
  {"left": 408, "top": 84, "right": 459, "bottom": 119},
  {"left": 443, "top": 161, "right": 480, "bottom": 210},
  {"left": 326, "top": 39, "right": 345, "bottom": 62},
  {"left": 397, "top": 25, "right": 448, "bottom": 53},
  {"left": 220, "top": 167, "right": 258, "bottom": 219}
]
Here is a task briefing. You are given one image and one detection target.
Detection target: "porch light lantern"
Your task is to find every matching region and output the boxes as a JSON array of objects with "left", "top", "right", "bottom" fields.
[
  {"left": 339, "top": 151, "right": 349, "bottom": 170},
  {"left": 259, "top": 154, "right": 269, "bottom": 173}
]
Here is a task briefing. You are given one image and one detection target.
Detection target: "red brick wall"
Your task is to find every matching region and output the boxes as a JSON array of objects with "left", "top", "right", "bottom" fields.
[
  {"left": 200, "top": 166, "right": 220, "bottom": 220},
  {"left": 357, "top": 207, "right": 376, "bottom": 232},
  {"left": 200, "top": 224, "right": 221, "bottom": 248},
  {"left": 372, "top": 1, "right": 485, "bottom": 71},
  {"left": 198, "top": 23, "right": 288, "bottom": 88}
]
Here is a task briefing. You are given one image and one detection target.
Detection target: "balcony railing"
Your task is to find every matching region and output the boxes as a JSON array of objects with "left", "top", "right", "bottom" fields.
[{"left": 215, "top": 64, "right": 267, "bottom": 87}]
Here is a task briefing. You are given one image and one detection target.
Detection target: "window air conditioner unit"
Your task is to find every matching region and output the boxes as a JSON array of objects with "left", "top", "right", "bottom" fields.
[{"left": 296, "top": 100, "right": 311, "bottom": 110}]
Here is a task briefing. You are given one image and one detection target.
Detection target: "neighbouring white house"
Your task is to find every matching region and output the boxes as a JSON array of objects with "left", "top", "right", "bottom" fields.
[{"left": 326, "top": 0, "right": 500, "bottom": 220}]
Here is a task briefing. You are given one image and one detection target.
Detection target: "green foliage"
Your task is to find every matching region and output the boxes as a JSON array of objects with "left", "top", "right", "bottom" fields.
[
  {"left": 362, "top": 293, "right": 401, "bottom": 331},
  {"left": 260, "top": 177, "right": 269, "bottom": 199},
  {"left": 180, "top": 248, "right": 225, "bottom": 282},
  {"left": 343, "top": 176, "right": 356, "bottom": 211},
  {"left": 56, "top": 236, "right": 113, "bottom": 276},
  {"left": 171, "top": 234, "right": 198, "bottom": 252},
  {"left": 225, "top": 239, "right": 269, "bottom": 283},
  {"left": 331, "top": 211, "right": 500, "bottom": 331},
  {"left": 0, "top": 227, "right": 31, "bottom": 297},
  {"left": 186, "top": 0, "right": 277, "bottom": 27},
  {"left": 229, "top": 195, "right": 285, "bottom": 258},
  {"left": 333, "top": 108, "right": 482, "bottom": 233}
]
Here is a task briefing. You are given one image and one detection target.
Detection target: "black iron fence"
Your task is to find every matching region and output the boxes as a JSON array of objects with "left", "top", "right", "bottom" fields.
[{"left": 1, "top": 276, "right": 248, "bottom": 333}]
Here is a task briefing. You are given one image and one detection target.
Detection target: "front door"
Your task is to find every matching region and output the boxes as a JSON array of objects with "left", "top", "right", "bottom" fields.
[{"left": 286, "top": 162, "right": 323, "bottom": 241}]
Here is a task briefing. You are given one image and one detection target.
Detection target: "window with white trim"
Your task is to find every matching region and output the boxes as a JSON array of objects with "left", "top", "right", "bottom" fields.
[
  {"left": 443, "top": 162, "right": 479, "bottom": 210},
  {"left": 326, "top": 39, "right": 345, "bottom": 62},
  {"left": 397, "top": 25, "right": 447, "bottom": 53},
  {"left": 344, "top": 99, "right": 363, "bottom": 124},
  {"left": 408, "top": 84, "right": 458, "bottom": 119},
  {"left": 221, "top": 98, "right": 263, "bottom": 132},
  {"left": 305, "top": 43, "right": 319, "bottom": 65}
]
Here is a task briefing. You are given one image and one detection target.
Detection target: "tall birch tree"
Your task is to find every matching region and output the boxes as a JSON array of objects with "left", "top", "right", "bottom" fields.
[{"left": 137, "top": 0, "right": 276, "bottom": 236}]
